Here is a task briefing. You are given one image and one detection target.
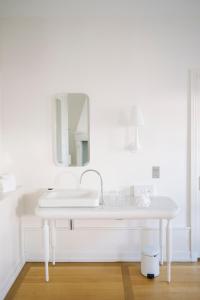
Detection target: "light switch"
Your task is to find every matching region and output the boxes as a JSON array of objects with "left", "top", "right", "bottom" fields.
[{"left": 152, "top": 166, "right": 160, "bottom": 178}]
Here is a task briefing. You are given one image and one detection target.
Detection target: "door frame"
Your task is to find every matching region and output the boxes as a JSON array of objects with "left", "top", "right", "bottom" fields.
[{"left": 189, "top": 69, "right": 200, "bottom": 261}]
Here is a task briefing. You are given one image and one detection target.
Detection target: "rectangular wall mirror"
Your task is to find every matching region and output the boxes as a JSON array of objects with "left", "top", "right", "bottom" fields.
[{"left": 54, "top": 93, "right": 90, "bottom": 167}]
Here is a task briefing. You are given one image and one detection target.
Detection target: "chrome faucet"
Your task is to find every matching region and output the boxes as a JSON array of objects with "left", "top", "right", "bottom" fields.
[{"left": 80, "top": 169, "right": 103, "bottom": 205}]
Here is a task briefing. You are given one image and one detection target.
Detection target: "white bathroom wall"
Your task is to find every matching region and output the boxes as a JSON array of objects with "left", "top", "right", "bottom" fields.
[
  {"left": 0, "top": 59, "right": 24, "bottom": 300},
  {"left": 0, "top": 72, "right": 2, "bottom": 166},
  {"left": 0, "top": 0, "right": 200, "bottom": 263},
  {"left": 0, "top": 188, "right": 24, "bottom": 300}
]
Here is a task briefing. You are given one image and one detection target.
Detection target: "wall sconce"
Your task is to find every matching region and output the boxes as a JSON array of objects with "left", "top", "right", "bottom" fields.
[{"left": 127, "top": 106, "right": 144, "bottom": 152}]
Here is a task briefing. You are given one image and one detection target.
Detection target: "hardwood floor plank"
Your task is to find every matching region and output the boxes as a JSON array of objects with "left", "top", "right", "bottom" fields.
[
  {"left": 5, "top": 263, "right": 31, "bottom": 300},
  {"left": 4, "top": 262, "right": 200, "bottom": 300},
  {"left": 121, "top": 263, "right": 134, "bottom": 300},
  {"left": 5, "top": 263, "right": 124, "bottom": 300},
  {"left": 128, "top": 262, "right": 200, "bottom": 300}
]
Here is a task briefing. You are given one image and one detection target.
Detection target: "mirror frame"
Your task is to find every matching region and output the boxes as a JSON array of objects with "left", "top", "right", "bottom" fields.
[{"left": 53, "top": 93, "right": 90, "bottom": 167}]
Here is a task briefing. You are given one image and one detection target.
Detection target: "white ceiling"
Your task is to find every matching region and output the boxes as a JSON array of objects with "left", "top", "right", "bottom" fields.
[{"left": 0, "top": 0, "right": 200, "bottom": 18}]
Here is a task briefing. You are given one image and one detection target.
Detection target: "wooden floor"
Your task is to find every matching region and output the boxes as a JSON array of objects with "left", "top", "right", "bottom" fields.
[{"left": 5, "top": 262, "right": 200, "bottom": 300}]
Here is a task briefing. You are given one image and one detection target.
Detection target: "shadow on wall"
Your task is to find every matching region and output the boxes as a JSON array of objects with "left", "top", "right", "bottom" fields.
[
  {"left": 19, "top": 171, "right": 80, "bottom": 215},
  {"left": 20, "top": 190, "right": 44, "bottom": 215}
]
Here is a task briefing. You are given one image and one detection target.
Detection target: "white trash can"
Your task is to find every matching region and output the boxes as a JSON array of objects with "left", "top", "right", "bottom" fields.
[{"left": 141, "top": 246, "right": 159, "bottom": 279}]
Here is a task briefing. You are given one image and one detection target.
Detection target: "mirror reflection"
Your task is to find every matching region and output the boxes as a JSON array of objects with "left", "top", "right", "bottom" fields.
[{"left": 54, "top": 93, "right": 90, "bottom": 167}]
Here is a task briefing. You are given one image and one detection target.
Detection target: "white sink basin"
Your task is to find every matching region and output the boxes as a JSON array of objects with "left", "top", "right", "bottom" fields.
[{"left": 39, "top": 189, "right": 100, "bottom": 208}]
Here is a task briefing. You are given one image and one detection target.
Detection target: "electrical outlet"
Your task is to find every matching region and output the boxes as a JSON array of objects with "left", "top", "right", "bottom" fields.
[
  {"left": 152, "top": 166, "right": 160, "bottom": 178},
  {"left": 131, "top": 185, "right": 155, "bottom": 197}
]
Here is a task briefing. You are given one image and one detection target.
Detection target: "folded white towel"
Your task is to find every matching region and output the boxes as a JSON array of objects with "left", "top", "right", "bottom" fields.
[{"left": 0, "top": 174, "right": 16, "bottom": 193}]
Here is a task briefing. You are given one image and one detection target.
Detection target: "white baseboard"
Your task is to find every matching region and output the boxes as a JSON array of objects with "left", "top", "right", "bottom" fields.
[
  {"left": 25, "top": 250, "right": 192, "bottom": 263},
  {"left": 22, "top": 221, "right": 192, "bottom": 263},
  {"left": 190, "top": 251, "right": 199, "bottom": 262},
  {"left": 0, "top": 251, "right": 191, "bottom": 300},
  {"left": 0, "top": 260, "right": 25, "bottom": 300}
]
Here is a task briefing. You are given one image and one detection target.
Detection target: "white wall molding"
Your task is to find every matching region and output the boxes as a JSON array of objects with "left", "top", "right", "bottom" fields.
[
  {"left": 22, "top": 224, "right": 191, "bottom": 231},
  {"left": 25, "top": 252, "right": 191, "bottom": 263},
  {"left": 189, "top": 69, "right": 200, "bottom": 261},
  {"left": 22, "top": 224, "right": 191, "bottom": 262},
  {"left": 0, "top": 189, "right": 24, "bottom": 300},
  {"left": 0, "top": 260, "right": 24, "bottom": 300}
]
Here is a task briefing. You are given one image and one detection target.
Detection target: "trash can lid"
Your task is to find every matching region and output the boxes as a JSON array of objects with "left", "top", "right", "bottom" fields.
[{"left": 142, "top": 246, "right": 159, "bottom": 257}]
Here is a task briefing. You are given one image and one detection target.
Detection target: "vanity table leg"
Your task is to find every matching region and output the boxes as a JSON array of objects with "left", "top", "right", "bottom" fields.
[
  {"left": 43, "top": 219, "right": 50, "bottom": 282},
  {"left": 159, "top": 219, "right": 164, "bottom": 265},
  {"left": 166, "top": 219, "right": 172, "bottom": 283},
  {"left": 51, "top": 220, "right": 56, "bottom": 265}
]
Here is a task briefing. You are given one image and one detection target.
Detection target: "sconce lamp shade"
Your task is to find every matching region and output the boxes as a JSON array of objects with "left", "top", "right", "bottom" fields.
[{"left": 130, "top": 106, "right": 144, "bottom": 127}]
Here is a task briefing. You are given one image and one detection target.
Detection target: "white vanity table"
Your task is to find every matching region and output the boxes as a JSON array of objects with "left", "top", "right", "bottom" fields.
[
  {"left": 35, "top": 94, "right": 179, "bottom": 283},
  {"left": 35, "top": 196, "right": 179, "bottom": 283}
]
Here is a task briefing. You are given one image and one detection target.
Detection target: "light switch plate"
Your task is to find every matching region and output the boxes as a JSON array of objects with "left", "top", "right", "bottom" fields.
[{"left": 152, "top": 166, "right": 160, "bottom": 178}]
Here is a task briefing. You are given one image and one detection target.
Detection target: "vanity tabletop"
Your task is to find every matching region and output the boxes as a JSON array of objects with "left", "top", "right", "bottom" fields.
[{"left": 35, "top": 196, "right": 179, "bottom": 220}]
